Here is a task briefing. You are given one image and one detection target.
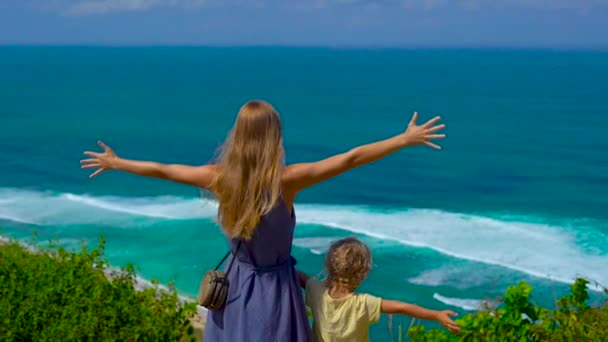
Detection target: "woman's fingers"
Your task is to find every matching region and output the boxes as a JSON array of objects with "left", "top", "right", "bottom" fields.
[
  {"left": 83, "top": 142, "right": 114, "bottom": 179},
  {"left": 422, "top": 116, "right": 441, "bottom": 128},
  {"left": 425, "top": 134, "right": 446, "bottom": 140},
  {"left": 426, "top": 124, "right": 446, "bottom": 134},
  {"left": 89, "top": 168, "right": 106, "bottom": 178},
  {"left": 98, "top": 140, "right": 114, "bottom": 154},
  {"left": 408, "top": 112, "right": 419, "bottom": 127},
  {"left": 424, "top": 141, "right": 442, "bottom": 150}
]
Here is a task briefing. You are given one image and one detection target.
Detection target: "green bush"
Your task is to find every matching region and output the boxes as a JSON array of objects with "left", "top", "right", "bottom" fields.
[
  {"left": 0, "top": 236, "right": 198, "bottom": 341},
  {"left": 407, "top": 278, "right": 608, "bottom": 341}
]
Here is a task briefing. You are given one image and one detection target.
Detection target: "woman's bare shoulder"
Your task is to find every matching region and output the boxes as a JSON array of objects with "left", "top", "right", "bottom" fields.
[
  {"left": 281, "top": 165, "right": 299, "bottom": 189},
  {"left": 282, "top": 165, "right": 306, "bottom": 205}
]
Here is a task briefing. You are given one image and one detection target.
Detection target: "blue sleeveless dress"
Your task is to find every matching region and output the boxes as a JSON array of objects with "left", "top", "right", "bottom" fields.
[{"left": 203, "top": 200, "right": 312, "bottom": 342}]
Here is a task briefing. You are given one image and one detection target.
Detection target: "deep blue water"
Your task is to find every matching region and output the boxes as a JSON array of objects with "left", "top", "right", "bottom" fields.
[{"left": 1, "top": 47, "right": 607, "bottom": 339}]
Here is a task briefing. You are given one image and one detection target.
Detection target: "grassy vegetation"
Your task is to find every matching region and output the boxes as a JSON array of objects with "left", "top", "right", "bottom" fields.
[
  {"left": 406, "top": 278, "right": 608, "bottom": 341},
  {"left": 2, "top": 233, "right": 606, "bottom": 341},
  {"left": 0, "top": 235, "right": 198, "bottom": 341}
]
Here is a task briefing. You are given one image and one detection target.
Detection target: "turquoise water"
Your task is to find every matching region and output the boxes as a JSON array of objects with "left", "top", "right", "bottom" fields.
[{"left": 1, "top": 47, "right": 608, "bottom": 338}]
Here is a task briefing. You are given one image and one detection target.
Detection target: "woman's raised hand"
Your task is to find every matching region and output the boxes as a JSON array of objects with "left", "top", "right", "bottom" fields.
[
  {"left": 402, "top": 112, "right": 446, "bottom": 150},
  {"left": 81, "top": 141, "right": 118, "bottom": 178}
]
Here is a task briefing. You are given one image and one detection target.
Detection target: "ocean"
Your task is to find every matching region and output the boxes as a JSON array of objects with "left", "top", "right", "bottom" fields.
[{"left": 1, "top": 46, "right": 607, "bottom": 339}]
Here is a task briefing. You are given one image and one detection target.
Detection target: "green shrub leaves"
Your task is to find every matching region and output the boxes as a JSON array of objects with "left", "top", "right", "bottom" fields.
[
  {"left": 0, "top": 236, "right": 197, "bottom": 341},
  {"left": 408, "top": 278, "right": 607, "bottom": 341}
]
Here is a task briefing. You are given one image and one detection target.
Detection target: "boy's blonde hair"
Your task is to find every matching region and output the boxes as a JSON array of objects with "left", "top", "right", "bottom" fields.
[{"left": 324, "top": 237, "right": 372, "bottom": 292}]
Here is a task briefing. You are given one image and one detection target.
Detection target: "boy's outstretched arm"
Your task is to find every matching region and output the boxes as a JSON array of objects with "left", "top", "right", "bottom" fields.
[
  {"left": 296, "top": 270, "right": 310, "bottom": 290},
  {"left": 381, "top": 300, "right": 460, "bottom": 334}
]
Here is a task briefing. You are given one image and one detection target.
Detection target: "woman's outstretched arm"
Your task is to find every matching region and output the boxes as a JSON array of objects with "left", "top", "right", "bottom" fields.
[
  {"left": 283, "top": 112, "right": 445, "bottom": 194},
  {"left": 81, "top": 141, "right": 215, "bottom": 189}
]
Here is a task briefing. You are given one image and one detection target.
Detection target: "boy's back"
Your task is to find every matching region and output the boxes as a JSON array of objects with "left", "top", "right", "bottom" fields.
[
  {"left": 300, "top": 238, "right": 459, "bottom": 341},
  {"left": 305, "top": 278, "right": 381, "bottom": 342}
]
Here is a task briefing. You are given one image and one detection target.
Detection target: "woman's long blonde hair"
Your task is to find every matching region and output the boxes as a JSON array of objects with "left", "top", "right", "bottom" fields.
[{"left": 211, "top": 100, "right": 285, "bottom": 240}]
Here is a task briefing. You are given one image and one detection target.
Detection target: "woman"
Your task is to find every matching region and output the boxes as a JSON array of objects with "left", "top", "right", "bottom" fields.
[{"left": 81, "top": 100, "right": 445, "bottom": 341}]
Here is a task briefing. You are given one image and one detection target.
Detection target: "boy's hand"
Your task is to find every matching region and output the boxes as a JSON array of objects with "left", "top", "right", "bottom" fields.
[{"left": 435, "top": 310, "right": 460, "bottom": 334}]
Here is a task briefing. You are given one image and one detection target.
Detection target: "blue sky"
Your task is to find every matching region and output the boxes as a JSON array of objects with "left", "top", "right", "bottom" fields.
[{"left": 1, "top": 0, "right": 607, "bottom": 47}]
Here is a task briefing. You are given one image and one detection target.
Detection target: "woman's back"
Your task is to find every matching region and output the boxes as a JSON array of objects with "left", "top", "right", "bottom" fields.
[
  {"left": 229, "top": 198, "right": 295, "bottom": 267},
  {"left": 204, "top": 198, "right": 311, "bottom": 342}
]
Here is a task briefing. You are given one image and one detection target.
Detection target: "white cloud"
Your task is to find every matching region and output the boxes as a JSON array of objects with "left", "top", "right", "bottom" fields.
[
  {"left": 63, "top": 0, "right": 208, "bottom": 16},
  {"left": 401, "top": 0, "right": 608, "bottom": 11},
  {"left": 460, "top": 0, "right": 481, "bottom": 10},
  {"left": 506, "top": 0, "right": 606, "bottom": 9},
  {"left": 496, "top": 0, "right": 608, "bottom": 13},
  {"left": 55, "top": 0, "right": 608, "bottom": 16},
  {"left": 424, "top": 0, "right": 448, "bottom": 10},
  {"left": 401, "top": 0, "right": 482, "bottom": 11}
]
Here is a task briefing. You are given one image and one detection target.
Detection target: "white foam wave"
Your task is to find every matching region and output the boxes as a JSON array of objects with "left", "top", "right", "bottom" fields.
[
  {"left": 1, "top": 188, "right": 607, "bottom": 287},
  {"left": 408, "top": 268, "right": 456, "bottom": 288},
  {"left": 60, "top": 193, "right": 216, "bottom": 219},
  {"left": 0, "top": 214, "right": 35, "bottom": 225},
  {"left": 293, "top": 237, "right": 337, "bottom": 255},
  {"left": 294, "top": 205, "right": 608, "bottom": 287},
  {"left": 0, "top": 188, "right": 216, "bottom": 226},
  {"left": 433, "top": 293, "right": 483, "bottom": 311},
  {"left": 408, "top": 264, "right": 508, "bottom": 290}
]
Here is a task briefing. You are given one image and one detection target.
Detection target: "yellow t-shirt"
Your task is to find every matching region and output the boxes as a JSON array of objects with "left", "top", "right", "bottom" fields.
[{"left": 305, "top": 278, "right": 382, "bottom": 342}]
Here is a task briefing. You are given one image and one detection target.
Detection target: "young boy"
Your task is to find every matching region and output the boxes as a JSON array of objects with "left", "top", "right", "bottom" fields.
[{"left": 297, "top": 237, "right": 460, "bottom": 342}]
